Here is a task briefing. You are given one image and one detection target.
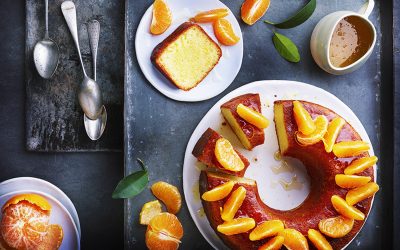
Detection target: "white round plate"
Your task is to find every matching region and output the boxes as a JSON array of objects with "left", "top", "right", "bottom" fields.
[
  {"left": 0, "top": 190, "right": 80, "bottom": 250},
  {"left": 0, "top": 177, "right": 81, "bottom": 237},
  {"left": 135, "top": 0, "right": 243, "bottom": 102},
  {"left": 183, "top": 80, "right": 377, "bottom": 249}
]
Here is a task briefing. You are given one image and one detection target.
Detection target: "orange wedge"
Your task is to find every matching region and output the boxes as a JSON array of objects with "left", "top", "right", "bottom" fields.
[
  {"left": 331, "top": 195, "right": 365, "bottom": 220},
  {"left": 344, "top": 156, "right": 378, "bottom": 175},
  {"left": 296, "top": 115, "right": 328, "bottom": 146},
  {"left": 215, "top": 138, "right": 245, "bottom": 172},
  {"left": 213, "top": 18, "right": 240, "bottom": 46},
  {"left": 249, "top": 220, "right": 284, "bottom": 241},
  {"left": 332, "top": 141, "right": 370, "bottom": 158},
  {"left": 217, "top": 217, "right": 256, "bottom": 235},
  {"left": 259, "top": 235, "right": 285, "bottom": 250},
  {"left": 140, "top": 200, "right": 163, "bottom": 225},
  {"left": 293, "top": 101, "right": 316, "bottom": 136},
  {"left": 145, "top": 213, "right": 183, "bottom": 250},
  {"left": 150, "top": 0, "right": 172, "bottom": 35},
  {"left": 190, "top": 8, "right": 229, "bottom": 23},
  {"left": 335, "top": 174, "right": 371, "bottom": 189},
  {"left": 202, "top": 180, "right": 235, "bottom": 201},
  {"left": 237, "top": 103, "right": 269, "bottom": 129},
  {"left": 151, "top": 181, "right": 182, "bottom": 214},
  {"left": 278, "top": 228, "right": 309, "bottom": 250},
  {"left": 221, "top": 186, "right": 247, "bottom": 221},
  {"left": 241, "top": 0, "right": 271, "bottom": 25},
  {"left": 307, "top": 229, "right": 332, "bottom": 250},
  {"left": 346, "top": 182, "right": 379, "bottom": 206},
  {"left": 323, "top": 117, "right": 345, "bottom": 153},
  {"left": 318, "top": 216, "right": 354, "bottom": 238}
]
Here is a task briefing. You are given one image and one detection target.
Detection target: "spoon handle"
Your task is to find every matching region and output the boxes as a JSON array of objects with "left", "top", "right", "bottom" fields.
[
  {"left": 61, "top": 1, "right": 87, "bottom": 77},
  {"left": 45, "top": 0, "right": 49, "bottom": 38},
  {"left": 87, "top": 20, "right": 100, "bottom": 81}
]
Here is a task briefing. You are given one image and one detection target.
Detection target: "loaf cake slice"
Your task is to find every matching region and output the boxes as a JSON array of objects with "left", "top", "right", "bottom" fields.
[{"left": 151, "top": 22, "right": 222, "bottom": 91}]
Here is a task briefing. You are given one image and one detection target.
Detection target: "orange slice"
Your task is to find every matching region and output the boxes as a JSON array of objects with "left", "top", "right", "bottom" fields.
[
  {"left": 249, "top": 220, "right": 284, "bottom": 241},
  {"left": 237, "top": 103, "right": 269, "bottom": 129},
  {"left": 190, "top": 8, "right": 229, "bottom": 23},
  {"left": 241, "top": 0, "right": 271, "bottom": 25},
  {"left": 37, "top": 224, "right": 64, "bottom": 250},
  {"left": 331, "top": 195, "right": 365, "bottom": 220},
  {"left": 150, "top": 0, "right": 172, "bottom": 35},
  {"left": 278, "top": 228, "right": 309, "bottom": 250},
  {"left": 318, "top": 216, "right": 354, "bottom": 238},
  {"left": 151, "top": 181, "right": 182, "bottom": 214},
  {"left": 221, "top": 186, "right": 246, "bottom": 221},
  {"left": 323, "top": 117, "right": 345, "bottom": 153},
  {"left": 215, "top": 138, "right": 245, "bottom": 172},
  {"left": 293, "top": 101, "right": 316, "bottom": 136},
  {"left": 259, "top": 235, "right": 285, "bottom": 250},
  {"left": 146, "top": 212, "right": 183, "bottom": 250},
  {"left": 335, "top": 174, "right": 371, "bottom": 189},
  {"left": 296, "top": 115, "right": 328, "bottom": 146},
  {"left": 202, "top": 180, "right": 235, "bottom": 201},
  {"left": 217, "top": 217, "right": 256, "bottom": 235},
  {"left": 307, "top": 229, "right": 332, "bottom": 250},
  {"left": 344, "top": 156, "right": 378, "bottom": 175},
  {"left": 213, "top": 18, "right": 240, "bottom": 46},
  {"left": 346, "top": 182, "right": 379, "bottom": 206},
  {"left": 2, "top": 193, "right": 51, "bottom": 213},
  {"left": 140, "top": 200, "right": 163, "bottom": 225},
  {"left": 332, "top": 141, "right": 370, "bottom": 158}
]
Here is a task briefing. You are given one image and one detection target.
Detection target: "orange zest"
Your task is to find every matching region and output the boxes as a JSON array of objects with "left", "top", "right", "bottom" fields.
[
  {"left": 323, "top": 117, "right": 345, "bottom": 153},
  {"left": 332, "top": 141, "right": 370, "bottom": 158},
  {"left": 215, "top": 138, "right": 245, "bottom": 172},
  {"left": 190, "top": 8, "right": 229, "bottom": 23},
  {"left": 151, "top": 181, "right": 182, "bottom": 214},
  {"left": 150, "top": 0, "right": 172, "bottom": 35},
  {"left": 346, "top": 182, "right": 379, "bottom": 206},
  {"left": 296, "top": 115, "right": 328, "bottom": 146},
  {"left": 2, "top": 193, "right": 51, "bottom": 213},
  {"left": 335, "top": 174, "right": 371, "bottom": 189},
  {"left": 145, "top": 213, "right": 183, "bottom": 250},
  {"left": 237, "top": 103, "right": 269, "bottom": 129},
  {"left": 307, "top": 229, "right": 332, "bottom": 250},
  {"left": 331, "top": 195, "right": 365, "bottom": 220},
  {"left": 213, "top": 18, "right": 240, "bottom": 46},
  {"left": 217, "top": 217, "right": 256, "bottom": 235},
  {"left": 278, "top": 228, "right": 309, "bottom": 250},
  {"left": 241, "top": 0, "right": 271, "bottom": 25},
  {"left": 259, "top": 235, "right": 285, "bottom": 250},
  {"left": 221, "top": 186, "right": 247, "bottom": 221},
  {"left": 293, "top": 101, "right": 316, "bottom": 136},
  {"left": 318, "top": 216, "right": 354, "bottom": 238},
  {"left": 202, "top": 180, "right": 235, "bottom": 201},
  {"left": 249, "top": 220, "right": 284, "bottom": 241},
  {"left": 344, "top": 156, "right": 378, "bottom": 175},
  {"left": 140, "top": 200, "right": 163, "bottom": 225}
]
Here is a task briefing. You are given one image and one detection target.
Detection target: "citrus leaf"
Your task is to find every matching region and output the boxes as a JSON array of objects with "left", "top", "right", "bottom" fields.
[
  {"left": 265, "top": 0, "right": 316, "bottom": 29},
  {"left": 112, "top": 159, "right": 149, "bottom": 199},
  {"left": 272, "top": 32, "right": 300, "bottom": 62}
]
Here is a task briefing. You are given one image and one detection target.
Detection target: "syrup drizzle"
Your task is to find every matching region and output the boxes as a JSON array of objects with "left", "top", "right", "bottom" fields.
[{"left": 278, "top": 175, "right": 304, "bottom": 191}]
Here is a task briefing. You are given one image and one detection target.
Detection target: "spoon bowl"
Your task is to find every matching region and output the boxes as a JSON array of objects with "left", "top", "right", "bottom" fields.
[
  {"left": 79, "top": 76, "right": 103, "bottom": 120},
  {"left": 84, "top": 105, "right": 107, "bottom": 140}
]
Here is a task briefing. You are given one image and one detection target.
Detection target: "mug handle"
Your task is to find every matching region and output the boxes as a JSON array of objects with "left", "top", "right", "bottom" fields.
[{"left": 358, "top": 0, "right": 375, "bottom": 18}]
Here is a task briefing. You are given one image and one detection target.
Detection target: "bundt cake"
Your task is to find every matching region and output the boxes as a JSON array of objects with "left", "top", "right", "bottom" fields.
[{"left": 194, "top": 98, "right": 379, "bottom": 250}]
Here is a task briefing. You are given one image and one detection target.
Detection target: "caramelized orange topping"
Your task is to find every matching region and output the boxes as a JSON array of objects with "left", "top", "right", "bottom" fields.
[
  {"left": 346, "top": 182, "right": 379, "bottom": 206},
  {"left": 259, "top": 235, "right": 285, "bottom": 250},
  {"left": 202, "top": 180, "right": 235, "bottom": 201},
  {"left": 278, "top": 228, "right": 309, "bottom": 250},
  {"left": 293, "top": 101, "right": 316, "bottom": 136},
  {"left": 241, "top": 0, "right": 271, "bottom": 25},
  {"left": 190, "top": 8, "right": 229, "bottom": 23},
  {"left": 296, "top": 115, "right": 328, "bottom": 146},
  {"left": 335, "top": 174, "right": 371, "bottom": 189},
  {"left": 213, "top": 18, "right": 240, "bottom": 46},
  {"left": 150, "top": 0, "right": 172, "bottom": 35},
  {"left": 221, "top": 186, "right": 246, "bottom": 221},
  {"left": 249, "top": 220, "right": 284, "bottom": 241},
  {"left": 237, "top": 103, "right": 269, "bottom": 129},
  {"left": 344, "top": 156, "right": 378, "bottom": 175},
  {"left": 323, "top": 117, "right": 345, "bottom": 153},
  {"left": 332, "top": 141, "right": 370, "bottom": 158},
  {"left": 307, "top": 229, "right": 333, "bottom": 250},
  {"left": 331, "top": 195, "right": 365, "bottom": 220},
  {"left": 215, "top": 138, "right": 245, "bottom": 172},
  {"left": 217, "top": 217, "right": 256, "bottom": 235},
  {"left": 318, "top": 216, "right": 354, "bottom": 238}
]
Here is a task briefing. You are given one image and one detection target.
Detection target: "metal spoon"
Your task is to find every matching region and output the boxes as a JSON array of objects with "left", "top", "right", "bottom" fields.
[
  {"left": 33, "top": 0, "right": 59, "bottom": 79},
  {"left": 61, "top": 1, "right": 103, "bottom": 120},
  {"left": 84, "top": 20, "right": 107, "bottom": 140}
]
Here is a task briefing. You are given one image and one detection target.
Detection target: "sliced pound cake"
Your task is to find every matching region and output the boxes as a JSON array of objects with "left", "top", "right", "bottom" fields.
[{"left": 151, "top": 22, "right": 222, "bottom": 91}]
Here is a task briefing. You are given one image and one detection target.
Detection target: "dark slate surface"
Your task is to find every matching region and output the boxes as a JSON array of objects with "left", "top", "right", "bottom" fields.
[
  {"left": 26, "top": 0, "right": 124, "bottom": 151},
  {"left": 125, "top": 0, "right": 395, "bottom": 249}
]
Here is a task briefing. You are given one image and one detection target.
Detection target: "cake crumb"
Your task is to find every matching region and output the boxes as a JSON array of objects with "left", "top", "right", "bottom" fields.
[{"left": 222, "top": 122, "right": 227, "bottom": 126}]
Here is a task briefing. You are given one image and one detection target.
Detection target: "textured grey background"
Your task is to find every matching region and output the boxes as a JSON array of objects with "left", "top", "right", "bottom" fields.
[
  {"left": 26, "top": 0, "right": 124, "bottom": 151},
  {"left": 125, "top": 0, "right": 395, "bottom": 249}
]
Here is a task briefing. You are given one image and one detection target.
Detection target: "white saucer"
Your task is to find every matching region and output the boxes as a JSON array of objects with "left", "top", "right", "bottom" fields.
[
  {"left": 135, "top": 0, "right": 243, "bottom": 102},
  {"left": 182, "top": 80, "right": 377, "bottom": 249}
]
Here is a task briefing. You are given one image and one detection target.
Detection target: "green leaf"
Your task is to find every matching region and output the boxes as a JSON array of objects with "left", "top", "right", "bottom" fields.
[
  {"left": 112, "top": 159, "right": 149, "bottom": 199},
  {"left": 272, "top": 32, "right": 300, "bottom": 63},
  {"left": 265, "top": 0, "right": 316, "bottom": 29}
]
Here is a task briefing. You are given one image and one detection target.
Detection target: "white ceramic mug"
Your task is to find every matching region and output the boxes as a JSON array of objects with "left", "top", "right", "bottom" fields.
[{"left": 310, "top": 0, "right": 376, "bottom": 75}]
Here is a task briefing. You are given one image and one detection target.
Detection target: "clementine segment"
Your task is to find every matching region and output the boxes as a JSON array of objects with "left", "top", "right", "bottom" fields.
[
  {"left": 221, "top": 186, "right": 247, "bottom": 221},
  {"left": 150, "top": 0, "right": 172, "bottom": 35},
  {"left": 346, "top": 182, "right": 379, "bottom": 206},
  {"left": 215, "top": 138, "right": 245, "bottom": 172},
  {"left": 323, "top": 117, "right": 345, "bottom": 153},
  {"left": 278, "top": 228, "right": 309, "bottom": 250},
  {"left": 140, "top": 200, "right": 163, "bottom": 225},
  {"left": 217, "top": 217, "right": 255, "bottom": 235},
  {"left": 258, "top": 235, "right": 285, "bottom": 250},
  {"left": 237, "top": 104, "right": 269, "bottom": 129},
  {"left": 296, "top": 115, "right": 328, "bottom": 146},
  {"left": 318, "top": 216, "right": 354, "bottom": 238},
  {"left": 190, "top": 8, "right": 229, "bottom": 23},
  {"left": 151, "top": 181, "right": 182, "bottom": 214},
  {"left": 335, "top": 174, "right": 371, "bottom": 189},
  {"left": 331, "top": 195, "right": 365, "bottom": 220},
  {"left": 307, "top": 229, "right": 332, "bottom": 250},
  {"left": 146, "top": 212, "right": 183, "bottom": 250},
  {"left": 332, "top": 141, "right": 370, "bottom": 158},
  {"left": 293, "top": 101, "right": 316, "bottom": 136},
  {"left": 213, "top": 19, "right": 240, "bottom": 46},
  {"left": 241, "top": 0, "right": 271, "bottom": 25},
  {"left": 37, "top": 224, "right": 64, "bottom": 250},
  {"left": 249, "top": 220, "right": 284, "bottom": 241},
  {"left": 202, "top": 180, "right": 235, "bottom": 201},
  {"left": 344, "top": 156, "right": 378, "bottom": 175},
  {"left": 145, "top": 227, "right": 180, "bottom": 250}
]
